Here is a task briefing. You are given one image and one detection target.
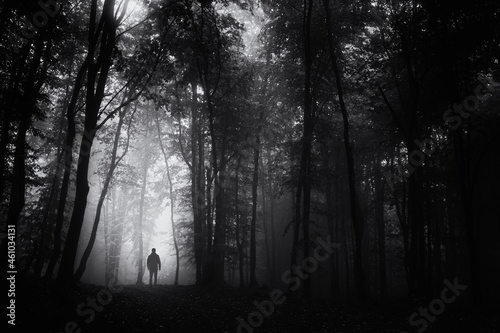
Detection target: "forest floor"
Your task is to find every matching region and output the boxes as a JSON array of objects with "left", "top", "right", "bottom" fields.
[{"left": 15, "top": 276, "right": 500, "bottom": 333}]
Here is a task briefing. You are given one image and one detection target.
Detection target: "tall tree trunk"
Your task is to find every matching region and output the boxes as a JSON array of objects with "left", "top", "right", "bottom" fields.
[
  {"left": 6, "top": 35, "right": 50, "bottom": 228},
  {"left": 390, "top": 153, "right": 412, "bottom": 296},
  {"left": 323, "top": 0, "right": 366, "bottom": 300},
  {"left": 34, "top": 60, "right": 74, "bottom": 278},
  {"left": 58, "top": 0, "right": 121, "bottom": 284},
  {"left": 197, "top": 121, "right": 206, "bottom": 283},
  {"left": 45, "top": 58, "right": 89, "bottom": 280},
  {"left": 454, "top": 130, "right": 481, "bottom": 305},
  {"left": 136, "top": 159, "right": 148, "bottom": 285},
  {"left": 32, "top": 155, "right": 62, "bottom": 278},
  {"left": 109, "top": 186, "right": 125, "bottom": 283},
  {"left": 206, "top": 91, "right": 227, "bottom": 285},
  {"left": 445, "top": 186, "right": 457, "bottom": 278},
  {"left": 289, "top": 0, "right": 314, "bottom": 298},
  {"left": 266, "top": 149, "right": 277, "bottom": 288},
  {"left": 290, "top": 157, "right": 303, "bottom": 290},
  {"left": 156, "top": 110, "right": 180, "bottom": 285},
  {"left": 204, "top": 167, "right": 214, "bottom": 284},
  {"left": 104, "top": 202, "right": 110, "bottom": 285},
  {"left": 375, "top": 165, "right": 387, "bottom": 299},
  {"left": 235, "top": 157, "right": 245, "bottom": 288},
  {"left": 45, "top": 117, "right": 76, "bottom": 280},
  {"left": 167, "top": 157, "right": 180, "bottom": 285},
  {"left": 301, "top": 0, "right": 314, "bottom": 299},
  {"left": 324, "top": 148, "right": 340, "bottom": 298},
  {"left": 136, "top": 123, "right": 150, "bottom": 285},
  {"left": 175, "top": 83, "right": 204, "bottom": 285},
  {"left": 408, "top": 160, "right": 425, "bottom": 297},
  {"left": 249, "top": 134, "right": 260, "bottom": 287},
  {"left": 212, "top": 168, "right": 227, "bottom": 284},
  {"left": 207, "top": 126, "right": 225, "bottom": 285},
  {"left": 260, "top": 159, "right": 271, "bottom": 287},
  {"left": 74, "top": 102, "right": 132, "bottom": 282},
  {"left": 191, "top": 81, "right": 204, "bottom": 286}
]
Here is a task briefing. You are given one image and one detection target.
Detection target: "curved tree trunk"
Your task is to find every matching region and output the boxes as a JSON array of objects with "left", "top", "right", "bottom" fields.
[
  {"left": 74, "top": 102, "right": 133, "bottom": 282},
  {"left": 45, "top": 57, "right": 88, "bottom": 280},
  {"left": 58, "top": 0, "right": 120, "bottom": 284}
]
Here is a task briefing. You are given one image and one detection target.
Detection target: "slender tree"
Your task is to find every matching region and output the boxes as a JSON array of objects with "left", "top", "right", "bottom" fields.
[
  {"left": 155, "top": 109, "right": 180, "bottom": 285},
  {"left": 323, "top": 0, "right": 366, "bottom": 300},
  {"left": 74, "top": 94, "right": 136, "bottom": 282}
]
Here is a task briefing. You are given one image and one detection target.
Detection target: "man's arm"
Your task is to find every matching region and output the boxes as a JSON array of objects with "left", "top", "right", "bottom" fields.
[{"left": 158, "top": 256, "right": 161, "bottom": 271}]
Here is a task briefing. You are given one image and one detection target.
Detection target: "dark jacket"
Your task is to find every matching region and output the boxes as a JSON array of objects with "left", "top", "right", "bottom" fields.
[{"left": 147, "top": 253, "right": 161, "bottom": 271}]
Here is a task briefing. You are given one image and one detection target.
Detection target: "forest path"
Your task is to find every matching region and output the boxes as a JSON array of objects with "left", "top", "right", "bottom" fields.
[{"left": 16, "top": 277, "right": 499, "bottom": 333}]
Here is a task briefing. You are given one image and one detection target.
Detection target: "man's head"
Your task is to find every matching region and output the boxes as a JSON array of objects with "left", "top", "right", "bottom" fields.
[{"left": 152, "top": 248, "right": 156, "bottom": 253}]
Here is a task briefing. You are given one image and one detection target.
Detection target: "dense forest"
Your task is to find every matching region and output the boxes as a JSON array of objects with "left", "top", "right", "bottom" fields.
[{"left": 2, "top": 0, "right": 500, "bottom": 332}]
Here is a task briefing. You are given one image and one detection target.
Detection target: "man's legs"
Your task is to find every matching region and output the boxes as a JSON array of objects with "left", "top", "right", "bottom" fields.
[
  {"left": 153, "top": 269, "right": 158, "bottom": 286},
  {"left": 149, "top": 269, "right": 153, "bottom": 287}
]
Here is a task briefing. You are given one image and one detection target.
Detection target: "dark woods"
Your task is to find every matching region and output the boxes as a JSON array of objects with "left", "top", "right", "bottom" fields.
[{"left": 1, "top": 0, "right": 500, "bottom": 322}]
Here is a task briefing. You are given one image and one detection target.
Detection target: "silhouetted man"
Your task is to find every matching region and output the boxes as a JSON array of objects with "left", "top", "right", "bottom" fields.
[{"left": 147, "top": 248, "right": 161, "bottom": 288}]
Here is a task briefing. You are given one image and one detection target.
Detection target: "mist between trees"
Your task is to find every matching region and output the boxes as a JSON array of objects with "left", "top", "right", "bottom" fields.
[{"left": 1, "top": 0, "right": 500, "bottom": 324}]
